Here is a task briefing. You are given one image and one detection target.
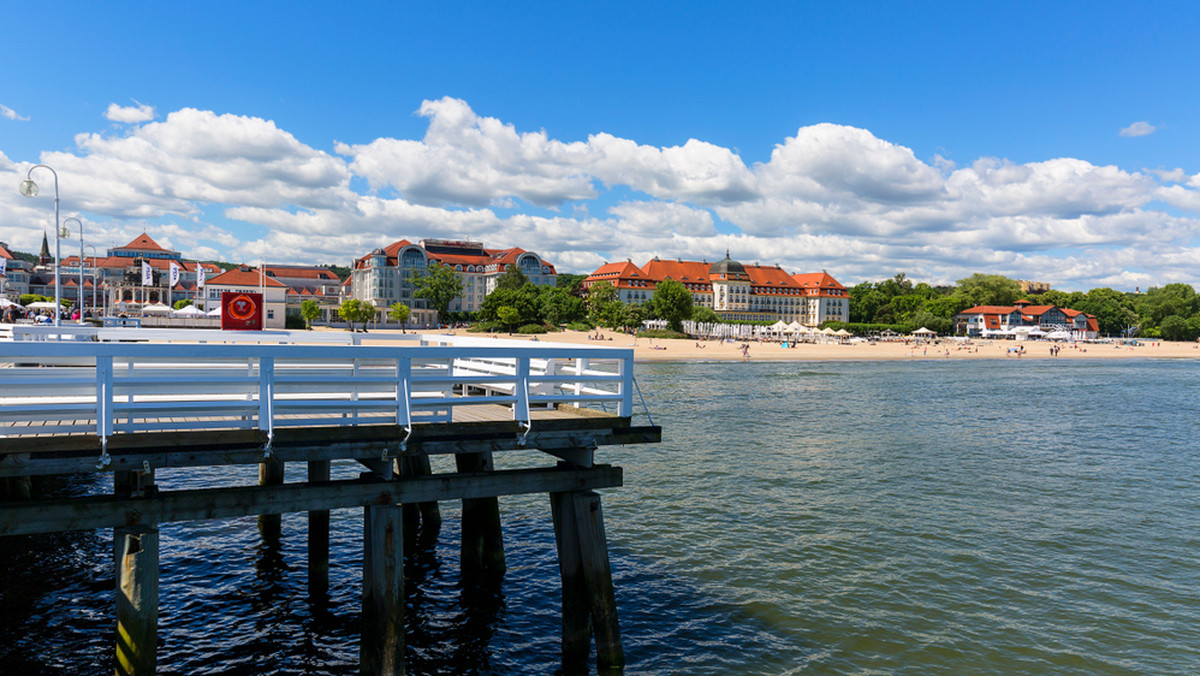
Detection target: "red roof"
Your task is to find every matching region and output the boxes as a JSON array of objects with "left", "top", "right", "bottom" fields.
[
  {"left": 791, "top": 271, "right": 846, "bottom": 293},
  {"left": 640, "top": 258, "right": 713, "bottom": 286},
  {"left": 263, "top": 265, "right": 339, "bottom": 281},
  {"left": 205, "top": 266, "right": 288, "bottom": 288},
  {"left": 117, "top": 233, "right": 169, "bottom": 252}
]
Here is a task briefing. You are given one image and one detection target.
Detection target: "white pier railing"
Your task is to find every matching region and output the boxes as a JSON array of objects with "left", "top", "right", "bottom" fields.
[{"left": 0, "top": 336, "right": 635, "bottom": 459}]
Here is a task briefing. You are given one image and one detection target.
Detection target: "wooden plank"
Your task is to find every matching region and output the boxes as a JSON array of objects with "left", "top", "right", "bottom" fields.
[
  {"left": 0, "top": 423, "right": 660, "bottom": 478},
  {"left": 0, "top": 465, "right": 623, "bottom": 535}
]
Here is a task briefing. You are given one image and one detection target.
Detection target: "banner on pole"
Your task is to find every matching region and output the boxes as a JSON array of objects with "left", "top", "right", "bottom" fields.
[
  {"left": 141, "top": 261, "right": 153, "bottom": 286},
  {"left": 169, "top": 261, "right": 180, "bottom": 287}
]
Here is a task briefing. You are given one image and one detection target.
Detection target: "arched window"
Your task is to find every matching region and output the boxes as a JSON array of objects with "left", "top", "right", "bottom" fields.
[{"left": 401, "top": 249, "right": 425, "bottom": 268}]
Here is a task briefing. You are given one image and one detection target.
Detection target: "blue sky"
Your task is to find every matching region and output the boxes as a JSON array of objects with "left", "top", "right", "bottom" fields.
[{"left": 3, "top": 1, "right": 1200, "bottom": 291}]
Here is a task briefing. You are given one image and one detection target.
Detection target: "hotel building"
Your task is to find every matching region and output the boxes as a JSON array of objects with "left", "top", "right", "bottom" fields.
[
  {"left": 954, "top": 300, "right": 1099, "bottom": 339},
  {"left": 347, "top": 239, "right": 557, "bottom": 322},
  {"left": 584, "top": 253, "right": 849, "bottom": 326}
]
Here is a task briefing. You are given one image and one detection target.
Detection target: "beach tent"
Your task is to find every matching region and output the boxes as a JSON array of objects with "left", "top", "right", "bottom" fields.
[
  {"left": 0, "top": 298, "right": 24, "bottom": 309},
  {"left": 913, "top": 327, "right": 936, "bottom": 337},
  {"left": 207, "top": 306, "right": 222, "bottom": 316},
  {"left": 172, "top": 304, "right": 205, "bottom": 316},
  {"left": 26, "top": 301, "right": 59, "bottom": 310},
  {"left": 786, "top": 321, "right": 805, "bottom": 334},
  {"left": 821, "top": 327, "right": 837, "bottom": 335},
  {"left": 143, "top": 303, "right": 172, "bottom": 314}
]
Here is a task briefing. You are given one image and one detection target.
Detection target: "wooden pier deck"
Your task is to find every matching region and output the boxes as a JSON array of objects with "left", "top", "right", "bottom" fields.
[{"left": 0, "top": 329, "right": 660, "bottom": 675}]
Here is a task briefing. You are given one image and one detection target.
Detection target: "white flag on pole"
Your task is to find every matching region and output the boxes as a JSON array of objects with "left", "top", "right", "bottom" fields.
[
  {"left": 141, "top": 261, "right": 153, "bottom": 286},
  {"left": 0, "top": 256, "right": 7, "bottom": 277},
  {"left": 196, "top": 264, "right": 206, "bottom": 287},
  {"left": 169, "top": 261, "right": 181, "bottom": 287}
]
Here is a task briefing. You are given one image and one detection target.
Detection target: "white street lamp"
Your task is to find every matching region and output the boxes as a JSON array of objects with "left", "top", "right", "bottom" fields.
[
  {"left": 19, "top": 165, "right": 61, "bottom": 327},
  {"left": 83, "top": 244, "right": 98, "bottom": 315},
  {"left": 63, "top": 217, "right": 84, "bottom": 322}
]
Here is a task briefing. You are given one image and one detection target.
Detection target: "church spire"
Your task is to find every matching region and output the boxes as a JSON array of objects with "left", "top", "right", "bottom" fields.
[{"left": 38, "top": 231, "right": 52, "bottom": 266}]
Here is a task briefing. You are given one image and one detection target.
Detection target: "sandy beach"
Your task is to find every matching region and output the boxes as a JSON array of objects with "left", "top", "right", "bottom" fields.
[{"left": 437, "top": 328, "right": 1200, "bottom": 362}]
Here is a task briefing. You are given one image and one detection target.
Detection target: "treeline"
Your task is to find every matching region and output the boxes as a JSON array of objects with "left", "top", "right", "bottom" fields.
[{"left": 847, "top": 273, "right": 1200, "bottom": 340}]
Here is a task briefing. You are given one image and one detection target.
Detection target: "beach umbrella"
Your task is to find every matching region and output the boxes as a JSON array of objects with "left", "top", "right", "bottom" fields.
[{"left": 0, "top": 298, "right": 23, "bottom": 309}]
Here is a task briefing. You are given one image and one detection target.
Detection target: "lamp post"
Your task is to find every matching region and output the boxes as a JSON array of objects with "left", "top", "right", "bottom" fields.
[
  {"left": 63, "top": 217, "right": 84, "bottom": 322},
  {"left": 83, "top": 244, "right": 97, "bottom": 315},
  {"left": 18, "top": 165, "right": 61, "bottom": 327}
]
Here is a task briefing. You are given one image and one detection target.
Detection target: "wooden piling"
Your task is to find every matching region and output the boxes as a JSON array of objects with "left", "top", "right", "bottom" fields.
[
  {"left": 258, "top": 456, "right": 284, "bottom": 538},
  {"left": 551, "top": 490, "right": 624, "bottom": 675},
  {"left": 397, "top": 454, "right": 441, "bottom": 543},
  {"left": 308, "top": 459, "right": 331, "bottom": 600},
  {"left": 361, "top": 503, "right": 405, "bottom": 676},
  {"left": 115, "top": 525, "right": 159, "bottom": 676},
  {"left": 456, "top": 452, "right": 506, "bottom": 579}
]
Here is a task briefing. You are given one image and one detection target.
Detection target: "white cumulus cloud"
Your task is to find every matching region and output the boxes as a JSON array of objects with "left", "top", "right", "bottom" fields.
[
  {"left": 1, "top": 104, "right": 29, "bottom": 121},
  {"left": 105, "top": 102, "right": 156, "bottom": 124},
  {"left": 1119, "top": 121, "right": 1157, "bottom": 137}
]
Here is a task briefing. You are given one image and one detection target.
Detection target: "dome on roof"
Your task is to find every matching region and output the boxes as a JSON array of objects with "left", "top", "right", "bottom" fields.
[{"left": 709, "top": 252, "right": 746, "bottom": 277}]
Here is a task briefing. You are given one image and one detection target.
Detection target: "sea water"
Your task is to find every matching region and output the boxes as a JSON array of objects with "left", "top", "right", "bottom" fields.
[{"left": 1, "top": 358, "right": 1198, "bottom": 674}]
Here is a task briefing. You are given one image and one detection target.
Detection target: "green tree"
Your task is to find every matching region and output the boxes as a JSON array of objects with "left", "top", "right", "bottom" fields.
[
  {"left": 587, "top": 281, "right": 620, "bottom": 325},
  {"left": 647, "top": 278, "right": 693, "bottom": 332},
  {"left": 173, "top": 299, "right": 193, "bottom": 310},
  {"left": 691, "top": 305, "right": 720, "bottom": 324},
  {"left": 848, "top": 283, "right": 887, "bottom": 323},
  {"left": 413, "top": 263, "right": 463, "bottom": 323},
  {"left": 1074, "top": 288, "right": 1138, "bottom": 336},
  {"left": 495, "top": 266, "right": 530, "bottom": 292},
  {"left": 1137, "top": 283, "right": 1197, "bottom": 327},
  {"left": 496, "top": 306, "right": 521, "bottom": 330},
  {"left": 555, "top": 273, "right": 587, "bottom": 292},
  {"left": 388, "top": 302, "right": 411, "bottom": 325},
  {"left": 480, "top": 285, "right": 542, "bottom": 325},
  {"left": 540, "top": 287, "right": 586, "bottom": 325},
  {"left": 338, "top": 298, "right": 376, "bottom": 332},
  {"left": 1159, "top": 314, "right": 1192, "bottom": 341},
  {"left": 954, "top": 273, "right": 1022, "bottom": 307},
  {"left": 300, "top": 299, "right": 320, "bottom": 329}
]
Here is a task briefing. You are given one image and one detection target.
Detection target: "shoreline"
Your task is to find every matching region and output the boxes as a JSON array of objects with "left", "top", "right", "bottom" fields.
[{"left": 431, "top": 328, "right": 1200, "bottom": 363}]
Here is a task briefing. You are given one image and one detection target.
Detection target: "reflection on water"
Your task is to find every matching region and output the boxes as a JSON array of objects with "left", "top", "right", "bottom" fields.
[{"left": 2, "top": 359, "right": 1200, "bottom": 674}]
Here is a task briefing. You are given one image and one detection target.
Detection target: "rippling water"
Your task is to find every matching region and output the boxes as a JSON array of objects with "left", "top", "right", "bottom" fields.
[{"left": 2, "top": 359, "right": 1199, "bottom": 674}]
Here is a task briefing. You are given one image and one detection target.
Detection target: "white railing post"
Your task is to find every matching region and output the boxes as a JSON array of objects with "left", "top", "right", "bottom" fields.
[
  {"left": 573, "top": 357, "right": 588, "bottom": 409},
  {"left": 515, "top": 356, "right": 531, "bottom": 425},
  {"left": 96, "top": 354, "right": 114, "bottom": 441},
  {"left": 259, "top": 356, "right": 275, "bottom": 447},
  {"left": 619, "top": 356, "right": 634, "bottom": 417},
  {"left": 396, "top": 356, "right": 412, "bottom": 448}
]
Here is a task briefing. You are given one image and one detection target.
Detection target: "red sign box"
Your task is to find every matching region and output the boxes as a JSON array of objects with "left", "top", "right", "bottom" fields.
[{"left": 221, "top": 291, "right": 263, "bottom": 331}]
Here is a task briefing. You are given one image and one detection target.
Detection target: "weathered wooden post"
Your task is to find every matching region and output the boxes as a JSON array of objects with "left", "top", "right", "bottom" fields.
[
  {"left": 361, "top": 503, "right": 405, "bottom": 676},
  {"left": 398, "top": 453, "right": 441, "bottom": 545},
  {"left": 114, "top": 524, "right": 159, "bottom": 676},
  {"left": 457, "top": 451, "right": 506, "bottom": 579},
  {"left": 308, "top": 459, "right": 331, "bottom": 600},
  {"left": 551, "top": 489, "right": 624, "bottom": 675},
  {"left": 259, "top": 456, "right": 284, "bottom": 538}
]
